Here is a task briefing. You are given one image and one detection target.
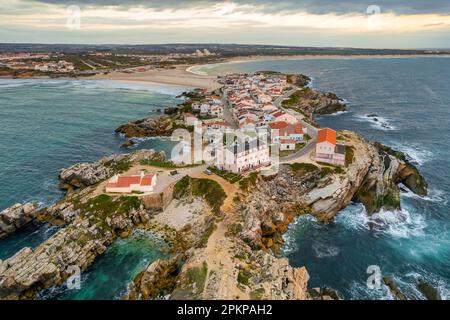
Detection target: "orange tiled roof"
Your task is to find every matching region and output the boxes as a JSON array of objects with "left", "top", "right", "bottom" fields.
[
  {"left": 268, "top": 121, "right": 288, "bottom": 130},
  {"left": 317, "top": 128, "right": 337, "bottom": 145},
  {"left": 107, "top": 174, "right": 154, "bottom": 188}
]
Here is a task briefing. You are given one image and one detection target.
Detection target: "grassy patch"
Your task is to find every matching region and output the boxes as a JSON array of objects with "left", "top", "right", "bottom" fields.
[
  {"left": 105, "top": 158, "right": 132, "bottom": 174},
  {"left": 250, "top": 288, "right": 265, "bottom": 300},
  {"left": 197, "top": 220, "right": 217, "bottom": 248},
  {"left": 281, "top": 90, "right": 302, "bottom": 108},
  {"left": 279, "top": 143, "right": 305, "bottom": 157},
  {"left": 208, "top": 166, "right": 242, "bottom": 184},
  {"left": 173, "top": 176, "right": 226, "bottom": 214},
  {"left": 140, "top": 159, "right": 202, "bottom": 168},
  {"left": 226, "top": 223, "right": 243, "bottom": 237},
  {"left": 316, "top": 162, "right": 345, "bottom": 175},
  {"left": 239, "top": 172, "right": 259, "bottom": 192},
  {"left": 289, "top": 163, "right": 319, "bottom": 175},
  {"left": 237, "top": 269, "right": 251, "bottom": 286},
  {"left": 187, "top": 262, "right": 208, "bottom": 294},
  {"left": 345, "top": 146, "right": 355, "bottom": 166}
]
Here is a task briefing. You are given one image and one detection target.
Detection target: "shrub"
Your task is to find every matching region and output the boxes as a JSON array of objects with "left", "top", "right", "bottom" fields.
[{"left": 187, "top": 262, "right": 208, "bottom": 294}]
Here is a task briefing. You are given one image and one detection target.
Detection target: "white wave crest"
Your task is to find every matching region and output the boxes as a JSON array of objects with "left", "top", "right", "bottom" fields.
[
  {"left": 336, "top": 203, "right": 427, "bottom": 238},
  {"left": 312, "top": 242, "right": 340, "bottom": 258},
  {"left": 354, "top": 114, "right": 397, "bottom": 131}
]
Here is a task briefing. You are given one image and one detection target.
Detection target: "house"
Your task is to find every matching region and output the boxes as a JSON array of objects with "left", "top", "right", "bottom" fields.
[
  {"left": 280, "top": 139, "right": 296, "bottom": 151},
  {"left": 215, "top": 138, "right": 270, "bottom": 174},
  {"left": 105, "top": 172, "right": 157, "bottom": 193},
  {"left": 269, "top": 110, "right": 299, "bottom": 124},
  {"left": 200, "top": 103, "right": 211, "bottom": 115},
  {"left": 239, "top": 118, "right": 257, "bottom": 130},
  {"left": 206, "top": 121, "right": 231, "bottom": 133},
  {"left": 314, "top": 128, "right": 346, "bottom": 166},
  {"left": 184, "top": 113, "right": 199, "bottom": 126},
  {"left": 209, "top": 105, "right": 223, "bottom": 117},
  {"left": 269, "top": 121, "right": 305, "bottom": 143}
]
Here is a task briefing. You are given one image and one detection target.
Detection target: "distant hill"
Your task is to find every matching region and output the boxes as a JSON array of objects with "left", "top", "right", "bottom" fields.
[{"left": 0, "top": 43, "right": 448, "bottom": 56}]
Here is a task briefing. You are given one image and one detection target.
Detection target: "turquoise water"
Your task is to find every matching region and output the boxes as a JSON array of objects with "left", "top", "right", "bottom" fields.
[
  {"left": 0, "top": 79, "right": 184, "bottom": 296},
  {"left": 39, "top": 231, "right": 166, "bottom": 300},
  {"left": 196, "top": 57, "right": 450, "bottom": 299}
]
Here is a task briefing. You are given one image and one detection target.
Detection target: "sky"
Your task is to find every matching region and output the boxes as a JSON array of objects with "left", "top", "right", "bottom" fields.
[{"left": 0, "top": 0, "right": 449, "bottom": 48}]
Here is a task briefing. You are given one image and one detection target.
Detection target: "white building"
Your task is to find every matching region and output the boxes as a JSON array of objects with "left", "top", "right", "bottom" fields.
[
  {"left": 215, "top": 139, "right": 270, "bottom": 174},
  {"left": 269, "top": 121, "right": 306, "bottom": 143},
  {"left": 315, "top": 128, "right": 346, "bottom": 166}
]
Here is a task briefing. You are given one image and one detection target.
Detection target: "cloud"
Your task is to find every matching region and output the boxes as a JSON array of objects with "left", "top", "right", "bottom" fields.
[{"left": 29, "top": 0, "right": 450, "bottom": 14}]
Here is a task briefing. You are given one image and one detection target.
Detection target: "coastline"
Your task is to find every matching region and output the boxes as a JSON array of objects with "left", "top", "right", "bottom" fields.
[{"left": 3, "top": 53, "right": 449, "bottom": 92}]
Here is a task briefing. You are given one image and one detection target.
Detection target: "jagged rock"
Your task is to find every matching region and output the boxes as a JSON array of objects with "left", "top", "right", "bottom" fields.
[
  {"left": 0, "top": 195, "right": 151, "bottom": 300},
  {"left": 287, "top": 87, "right": 346, "bottom": 118},
  {"left": 0, "top": 203, "right": 39, "bottom": 239},
  {"left": 383, "top": 276, "right": 407, "bottom": 300},
  {"left": 120, "top": 139, "right": 136, "bottom": 148},
  {"left": 417, "top": 279, "right": 441, "bottom": 300},
  {"left": 115, "top": 116, "right": 175, "bottom": 138}
]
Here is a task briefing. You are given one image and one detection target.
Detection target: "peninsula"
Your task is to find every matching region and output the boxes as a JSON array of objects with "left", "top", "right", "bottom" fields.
[{"left": 0, "top": 71, "right": 428, "bottom": 301}]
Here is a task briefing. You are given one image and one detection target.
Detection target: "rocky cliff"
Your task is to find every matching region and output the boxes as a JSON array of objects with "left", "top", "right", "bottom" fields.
[{"left": 235, "top": 131, "right": 427, "bottom": 252}]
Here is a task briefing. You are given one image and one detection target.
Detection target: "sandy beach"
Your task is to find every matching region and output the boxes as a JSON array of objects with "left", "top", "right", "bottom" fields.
[{"left": 92, "top": 64, "right": 222, "bottom": 91}]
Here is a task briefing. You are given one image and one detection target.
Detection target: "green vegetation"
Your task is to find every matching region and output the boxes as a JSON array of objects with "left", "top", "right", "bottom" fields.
[
  {"left": 77, "top": 194, "right": 140, "bottom": 217},
  {"left": 250, "top": 288, "right": 266, "bottom": 300},
  {"left": 281, "top": 90, "right": 302, "bottom": 108},
  {"left": 187, "top": 262, "right": 208, "bottom": 294},
  {"left": 105, "top": 159, "right": 132, "bottom": 174},
  {"left": 316, "top": 162, "right": 345, "bottom": 175},
  {"left": 239, "top": 172, "right": 259, "bottom": 192},
  {"left": 374, "top": 193, "right": 400, "bottom": 210},
  {"left": 140, "top": 159, "right": 201, "bottom": 168},
  {"left": 173, "top": 176, "right": 227, "bottom": 214},
  {"left": 208, "top": 167, "right": 242, "bottom": 184},
  {"left": 237, "top": 269, "right": 252, "bottom": 286},
  {"left": 197, "top": 220, "right": 217, "bottom": 248},
  {"left": 289, "top": 163, "right": 319, "bottom": 175},
  {"left": 345, "top": 146, "right": 355, "bottom": 166},
  {"left": 304, "top": 133, "right": 312, "bottom": 141},
  {"left": 226, "top": 223, "right": 243, "bottom": 237}
]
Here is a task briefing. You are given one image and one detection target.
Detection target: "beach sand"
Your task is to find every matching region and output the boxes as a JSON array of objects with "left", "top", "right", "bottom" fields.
[{"left": 91, "top": 64, "right": 221, "bottom": 91}]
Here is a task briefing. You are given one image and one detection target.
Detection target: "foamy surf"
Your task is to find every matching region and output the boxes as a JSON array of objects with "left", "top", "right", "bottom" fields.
[
  {"left": 389, "top": 143, "right": 433, "bottom": 166},
  {"left": 354, "top": 114, "right": 396, "bottom": 131},
  {"left": 335, "top": 203, "right": 426, "bottom": 238}
]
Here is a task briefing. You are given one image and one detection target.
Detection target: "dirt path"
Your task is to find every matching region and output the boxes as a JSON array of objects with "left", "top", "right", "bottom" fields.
[{"left": 190, "top": 172, "right": 250, "bottom": 299}]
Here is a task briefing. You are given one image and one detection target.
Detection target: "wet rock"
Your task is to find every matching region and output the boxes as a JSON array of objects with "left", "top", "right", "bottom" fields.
[
  {"left": 115, "top": 116, "right": 175, "bottom": 138},
  {"left": 0, "top": 203, "right": 39, "bottom": 239},
  {"left": 417, "top": 279, "right": 441, "bottom": 300},
  {"left": 383, "top": 276, "right": 407, "bottom": 300}
]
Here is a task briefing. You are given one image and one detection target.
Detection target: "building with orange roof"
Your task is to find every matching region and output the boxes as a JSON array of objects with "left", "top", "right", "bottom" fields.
[
  {"left": 269, "top": 121, "right": 306, "bottom": 143},
  {"left": 105, "top": 172, "right": 157, "bottom": 194},
  {"left": 315, "top": 128, "right": 346, "bottom": 166},
  {"left": 280, "top": 138, "right": 296, "bottom": 151}
]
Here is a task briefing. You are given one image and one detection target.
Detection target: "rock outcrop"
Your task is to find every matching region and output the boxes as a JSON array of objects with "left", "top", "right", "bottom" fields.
[
  {"left": 0, "top": 203, "right": 39, "bottom": 239},
  {"left": 287, "top": 87, "right": 347, "bottom": 117},
  {"left": 0, "top": 194, "right": 152, "bottom": 300},
  {"left": 237, "top": 131, "right": 427, "bottom": 251},
  {"left": 115, "top": 116, "right": 176, "bottom": 138},
  {"left": 58, "top": 149, "right": 166, "bottom": 191}
]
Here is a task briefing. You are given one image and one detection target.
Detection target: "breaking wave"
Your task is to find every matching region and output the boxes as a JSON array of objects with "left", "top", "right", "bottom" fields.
[
  {"left": 354, "top": 114, "right": 396, "bottom": 131},
  {"left": 335, "top": 203, "right": 426, "bottom": 239}
]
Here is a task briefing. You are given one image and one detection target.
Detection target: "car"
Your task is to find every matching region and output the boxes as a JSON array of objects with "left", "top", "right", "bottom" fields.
[
  {"left": 204, "top": 169, "right": 212, "bottom": 175},
  {"left": 170, "top": 170, "right": 178, "bottom": 176}
]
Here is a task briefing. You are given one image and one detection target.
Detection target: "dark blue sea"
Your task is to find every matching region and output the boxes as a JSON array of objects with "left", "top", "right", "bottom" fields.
[{"left": 195, "top": 57, "right": 450, "bottom": 299}]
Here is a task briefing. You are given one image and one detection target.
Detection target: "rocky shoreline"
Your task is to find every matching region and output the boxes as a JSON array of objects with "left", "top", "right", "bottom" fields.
[{"left": 0, "top": 72, "right": 435, "bottom": 301}]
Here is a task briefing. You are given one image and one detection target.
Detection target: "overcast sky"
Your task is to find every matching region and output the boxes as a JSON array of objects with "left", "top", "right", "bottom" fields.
[{"left": 1, "top": 0, "right": 449, "bottom": 48}]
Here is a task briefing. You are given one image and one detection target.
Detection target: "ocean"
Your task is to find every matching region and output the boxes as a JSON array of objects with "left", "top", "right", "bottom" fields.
[
  {"left": 193, "top": 57, "right": 450, "bottom": 299},
  {"left": 0, "top": 79, "right": 186, "bottom": 299},
  {"left": 1, "top": 57, "right": 449, "bottom": 300}
]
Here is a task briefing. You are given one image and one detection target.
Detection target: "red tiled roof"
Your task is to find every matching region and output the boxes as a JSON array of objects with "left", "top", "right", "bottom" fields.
[
  {"left": 268, "top": 121, "right": 288, "bottom": 130},
  {"left": 317, "top": 128, "right": 337, "bottom": 145},
  {"left": 107, "top": 174, "right": 154, "bottom": 188},
  {"left": 280, "top": 139, "right": 295, "bottom": 144}
]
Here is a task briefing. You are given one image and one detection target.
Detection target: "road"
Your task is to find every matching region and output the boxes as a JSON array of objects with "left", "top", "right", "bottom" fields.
[
  {"left": 220, "top": 88, "right": 239, "bottom": 129},
  {"left": 274, "top": 86, "right": 319, "bottom": 163}
]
